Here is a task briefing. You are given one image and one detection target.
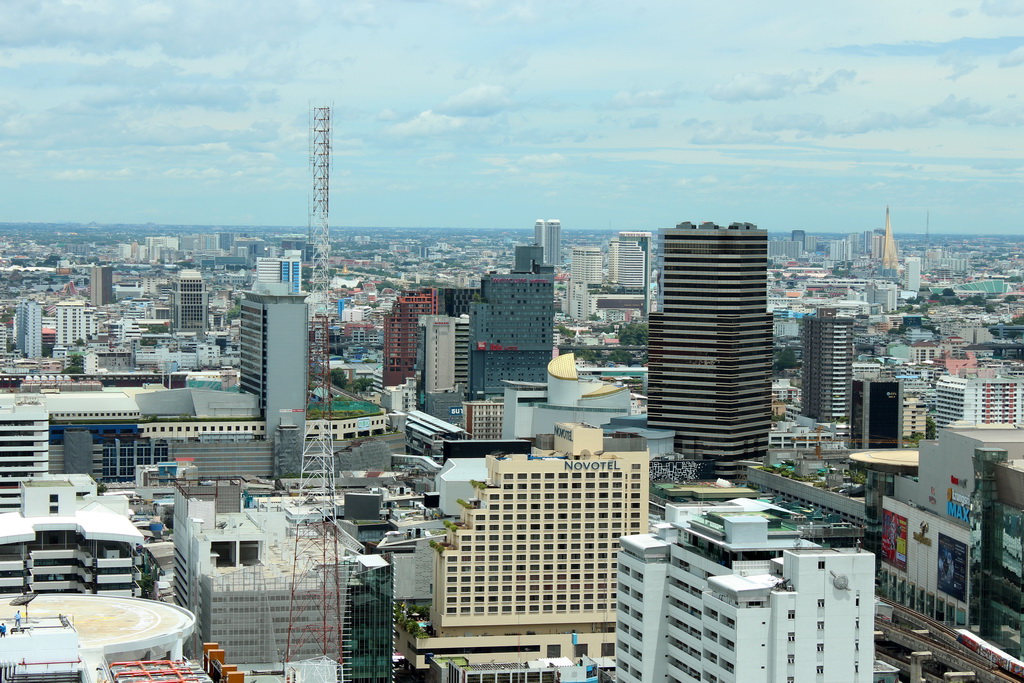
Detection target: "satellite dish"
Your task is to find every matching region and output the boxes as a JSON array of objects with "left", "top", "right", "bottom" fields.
[{"left": 10, "top": 593, "right": 37, "bottom": 606}]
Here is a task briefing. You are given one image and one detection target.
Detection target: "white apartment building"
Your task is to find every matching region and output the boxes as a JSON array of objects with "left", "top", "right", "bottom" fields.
[
  {"left": 0, "top": 479, "right": 141, "bottom": 598},
  {"left": 616, "top": 500, "right": 876, "bottom": 683},
  {"left": 935, "top": 375, "right": 1024, "bottom": 427},
  {"left": 54, "top": 301, "right": 98, "bottom": 346},
  {"left": 397, "top": 423, "right": 649, "bottom": 669},
  {"left": 15, "top": 300, "right": 42, "bottom": 358},
  {"left": 0, "top": 395, "right": 49, "bottom": 511},
  {"left": 569, "top": 246, "right": 603, "bottom": 320}
]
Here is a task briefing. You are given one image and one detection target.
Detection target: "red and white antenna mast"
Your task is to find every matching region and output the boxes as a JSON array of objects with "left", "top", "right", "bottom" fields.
[{"left": 285, "top": 106, "right": 345, "bottom": 683}]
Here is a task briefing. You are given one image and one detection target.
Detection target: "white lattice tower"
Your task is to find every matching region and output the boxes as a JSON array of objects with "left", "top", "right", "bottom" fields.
[{"left": 302, "top": 105, "right": 336, "bottom": 507}]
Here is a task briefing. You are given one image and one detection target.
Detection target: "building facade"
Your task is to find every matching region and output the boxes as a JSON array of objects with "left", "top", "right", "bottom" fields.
[
  {"left": 468, "top": 246, "right": 555, "bottom": 400},
  {"left": 534, "top": 218, "right": 562, "bottom": 266},
  {"left": 801, "top": 308, "right": 853, "bottom": 422},
  {"left": 90, "top": 265, "right": 114, "bottom": 306},
  {"left": 648, "top": 221, "right": 771, "bottom": 477},
  {"left": 0, "top": 395, "right": 49, "bottom": 510},
  {"left": 0, "top": 479, "right": 141, "bottom": 598},
  {"left": 171, "top": 270, "right": 209, "bottom": 334},
  {"left": 396, "top": 423, "right": 648, "bottom": 669},
  {"left": 254, "top": 253, "right": 303, "bottom": 295},
  {"left": 935, "top": 375, "right": 1024, "bottom": 427},
  {"left": 55, "top": 301, "right": 97, "bottom": 347},
  {"left": 568, "top": 246, "right": 602, "bottom": 321},
  {"left": 616, "top": 500, "right": 875, "bottom": 683},
  {"left": 15, "top": 300, "right": 42, "bottom": 358},
  {"left": 384, "top": 289, "right": 438, "bottom": 387},
  {"left": 239, "top": 291, "right": 308, "bottom": 440}
]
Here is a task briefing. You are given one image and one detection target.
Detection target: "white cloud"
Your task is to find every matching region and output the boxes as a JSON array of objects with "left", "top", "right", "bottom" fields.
[
  {"left": 608, "top": 89, "right": 680, "bottom": 109},
  {"left": 980, "top": 0, "right": 1024, "bottom": 16},
  {"left": 708, "top": 72, "right": 810, "bottom": 102},
  {"left": 707, "top": 69, "right": 855, "bottom": 102},
  {"left": 436, "top": 85, "right": 514, "bottom": 117},
  {"left": 1000, "top": 46, "right": 1024, "bottom": 67},
  {"left": 386, "top": 110, "right": 469, "bottom": 137}
]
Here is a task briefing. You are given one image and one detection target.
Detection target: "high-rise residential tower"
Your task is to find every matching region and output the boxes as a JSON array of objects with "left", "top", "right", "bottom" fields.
[
  {"left": 90, "top": 265, "right": 113, "bottom": 306},
  {"left": 383, "top": 289, "right": 438, "bottom": 387},
  {"left": 171, "top": 270, "right": 209, "bottom": 335},
  {"left": 608, "top": 231, "right": 652, "bottom": 315},
  {"left": 568, "top": 246, "right": 602, "bottom": 320},
  {"left": 468, "top": 245, "right": 554, "bottom": 399},
  {"left": 15, "top": 300, "right": 42, "bottom": 358},
  {"left": 54, "top": 301, "right": 97, "bottom": 347},
  {"left": 647, "top": 221, "right": 771, "bottom": 478},
  {"left": 534, "top": 218, "right": 562, "bottom": 267},
  {"left": 904, "top": 256, "right": 922, "bottom": 292},
  {"left": 801, "top": 308, "right": 854, "bottom": 422}
]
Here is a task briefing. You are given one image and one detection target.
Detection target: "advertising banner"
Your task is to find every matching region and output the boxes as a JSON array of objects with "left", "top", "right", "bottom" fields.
[
  {"left": 938, "top": 533, "right": 967, "bottom": 601},
  {"left": 881, "top": 510, "right": 908, "bottom": 570}
]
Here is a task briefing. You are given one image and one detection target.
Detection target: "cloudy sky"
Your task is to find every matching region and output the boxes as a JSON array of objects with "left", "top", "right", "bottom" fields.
[{"left": 2, "top": 1, "right": 1024, "bottom": 234}]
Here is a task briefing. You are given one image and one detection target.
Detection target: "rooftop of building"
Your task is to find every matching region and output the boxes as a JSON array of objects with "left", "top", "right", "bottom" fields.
[
  {"left": 0, "top": 503, "right": 144, "bottom": 545},
  {"left": 4, "top": 594, "right": 194, "bottom": 658},
  {"left": 849, "top": 449, "right": 919, "bottom": 469}
]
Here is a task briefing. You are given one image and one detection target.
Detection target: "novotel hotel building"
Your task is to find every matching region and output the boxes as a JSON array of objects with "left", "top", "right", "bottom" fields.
[
  {"left": 866, "top": 423, "right": 1024, "bottom": 656},
  {"left": 396, "top": 422, "right": 649, "bottom": 669}
]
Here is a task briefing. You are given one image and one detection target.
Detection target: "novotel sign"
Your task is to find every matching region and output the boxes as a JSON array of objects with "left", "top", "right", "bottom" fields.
[{"left": 564, "top": 460, "right": 621, "bottom": 471}]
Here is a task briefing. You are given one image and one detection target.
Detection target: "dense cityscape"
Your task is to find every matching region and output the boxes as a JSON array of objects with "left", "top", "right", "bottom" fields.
[
  {"left": 3, "top": 211, "right": 1024, "bottom": 682},
  {"left": 4, "top": 3, "right": 1024, "bottom": 683}
]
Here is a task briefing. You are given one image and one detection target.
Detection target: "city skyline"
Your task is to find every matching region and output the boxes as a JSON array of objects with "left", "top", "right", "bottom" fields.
[{"left": 2, "top": 2, "right": 1024, "bottom": 232}]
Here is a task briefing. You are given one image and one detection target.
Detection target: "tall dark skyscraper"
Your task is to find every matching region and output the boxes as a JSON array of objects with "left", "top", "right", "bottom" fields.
[
  {"left": 801, "top": 307, "right": 853, "bottom": 422},
  {"left": 647, "top": 221, "right": 771, "bottom": 478},
  {"left": 468, "top": 245, "right": 554, "bottom": 399}
]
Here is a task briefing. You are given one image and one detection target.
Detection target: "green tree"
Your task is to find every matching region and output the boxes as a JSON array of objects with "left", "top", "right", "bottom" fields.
[
  {"left": 617, "top": 323, "right": 648, "bottom": 346},
  {"left": 925, "top": 416, "right": 937, "bottom": 440},
  {"left": 330, "top": 368, "right": 350, "bottom": 390},
  {"left": 608, "top": 349, "right": 632, "bottom": 365},
  {"left": 773, "top": 348, "right": 800, "bottom": 373},
  {"left": 65, "top": 354, "right": 84, "bottom": 374},
  {"left": 351, "top": 377, "right": 374, "bottom": 393}
]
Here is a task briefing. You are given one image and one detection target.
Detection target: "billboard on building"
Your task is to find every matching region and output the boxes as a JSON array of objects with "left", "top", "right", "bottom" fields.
[
  {"left": 938, "top": 533, "right": 967, "bottom": 602},
  {"left": 881, "top": 510, "right": 908, "bottom": 570}
]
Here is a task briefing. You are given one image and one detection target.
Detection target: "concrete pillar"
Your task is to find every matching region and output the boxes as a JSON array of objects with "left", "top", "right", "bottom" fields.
[{"left": 909, "top": 650, "right": 932, "bottom": 683}]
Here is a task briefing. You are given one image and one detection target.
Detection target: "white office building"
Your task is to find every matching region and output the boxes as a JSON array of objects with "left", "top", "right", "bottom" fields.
[
  {"left": 935, "top": 375, "right": 1024, "bottom": 427},
  {"left": 616, "top": 500, "right": 876, "bottom": 683}
]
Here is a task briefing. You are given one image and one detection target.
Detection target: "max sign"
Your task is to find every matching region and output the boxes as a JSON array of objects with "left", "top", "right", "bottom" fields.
[{"left": 947, "top": 488, "right": 971, "bottom": 523}]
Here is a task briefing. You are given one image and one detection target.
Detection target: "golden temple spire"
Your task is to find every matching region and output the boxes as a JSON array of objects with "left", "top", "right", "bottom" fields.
[{"left": 881, "top": 205, "right": 898, "bottom": 271}]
